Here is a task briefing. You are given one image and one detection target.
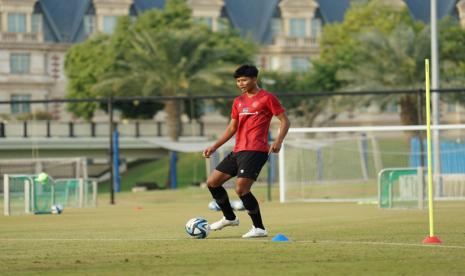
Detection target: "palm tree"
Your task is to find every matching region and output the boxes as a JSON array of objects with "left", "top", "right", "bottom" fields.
[
  {"left": 336, "top": 24, "right": 429, "bottom": 127},
  {"left": 94, "top": 28, "right": 236, "bottom": 141}
]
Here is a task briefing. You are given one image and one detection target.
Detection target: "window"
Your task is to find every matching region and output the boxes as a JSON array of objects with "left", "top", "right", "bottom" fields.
[
  {"left": 31, "top": 14, "right": 42, "bottom": 33},
  {"left": 10, "top": 53, "right": 30, "bottom": 74},
  {"left": 103, "top": 16, "right": 117, "bottom": 34},
  {"left": 290, "top": 18, "right": 306, "bottom": 38},
  {"left": 194, "top": 17, "right": 213, "bottom": 30},
  {"left": 447, "top": 103, "right": 457, "bottom": 112},
  {"left": 217, "top": 18, "right": 229, "bottom": 31},
  {"left": 11, "top": 94, "right": 31, "bottom": 114},
  {"left": 384, "top": 102, "right": 399, "bottom": 113},
  {"left": 291, "top": 57, "right": 310, "bottom": 72},
  {"left": 84, "top": 15, "right": 95, "bottom": 35},
  {"left": 271, "top": 18, "right": 282, "bottom": 38},
  {"left": 8, "top": 13, "right": 27, "bottom": 33},
  {"left": 311, "top": 18, "right": 322, "bottom": 38},
  {"left": 270, "top": 56, "right": 280, "bottom": 71}
]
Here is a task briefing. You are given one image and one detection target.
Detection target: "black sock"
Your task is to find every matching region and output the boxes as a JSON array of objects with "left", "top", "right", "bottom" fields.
[
  {"left": 208, "top": 186, "right": 235, "bottom": 220},
  {"left": 240, "top": 192, "right": 265, "bottom": 230}
]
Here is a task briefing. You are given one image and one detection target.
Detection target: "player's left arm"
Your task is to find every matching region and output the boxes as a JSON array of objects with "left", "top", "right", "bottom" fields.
[{"left": 269, "top": 112, "right": 290, "bottom": 153}]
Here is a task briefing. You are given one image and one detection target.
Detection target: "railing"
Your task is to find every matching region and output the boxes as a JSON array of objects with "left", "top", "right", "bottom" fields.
[
  {"left": 0, "top": 120, "right": 205, "bottom": 138},
  {"left": 0, "top": 32, "right": 43, "bottom": 43},
  {"left": 273, "top": 36, "right": 319, "bottom": 48}
]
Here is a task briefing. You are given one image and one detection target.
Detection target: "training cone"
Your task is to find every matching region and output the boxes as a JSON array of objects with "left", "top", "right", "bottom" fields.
[
  {"left": 272, "top": 234, "right": 290, "bottom": 242},
  {"left": 422, "top": 236, "right": 442, "bottom": 244}
]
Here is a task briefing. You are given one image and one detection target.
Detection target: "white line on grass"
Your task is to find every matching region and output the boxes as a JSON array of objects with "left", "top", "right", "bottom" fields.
[
  {"left": 299, "top": 240, "right": 465, "bottom": 250},
  {"left": 0, "top": 238, "right": 464, "bottom": 249}
]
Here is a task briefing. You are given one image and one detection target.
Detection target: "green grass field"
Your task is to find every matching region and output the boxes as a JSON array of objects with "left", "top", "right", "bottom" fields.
[{"left": 1, "top": 186, "right": 465, "bottom": 275}]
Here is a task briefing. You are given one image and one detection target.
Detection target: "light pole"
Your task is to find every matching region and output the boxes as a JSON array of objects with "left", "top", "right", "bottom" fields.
[{"left": 431, "top": 0, "right": 442, "bottom": 196}]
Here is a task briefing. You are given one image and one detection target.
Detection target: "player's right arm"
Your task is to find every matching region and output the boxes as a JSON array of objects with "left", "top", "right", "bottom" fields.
[{"left": 203, "top": 119, "right": 238, "bottom": 158}]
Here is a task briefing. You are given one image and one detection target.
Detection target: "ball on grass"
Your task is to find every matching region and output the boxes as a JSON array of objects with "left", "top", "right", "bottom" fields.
[
  {"left": 51, "top": 204, "right": 63, "bottom": 214},
  {"left": 231, "top": 200, "right": 245, "bottom": 211},
  {"left": 185, "top": 217, "right": 209, "bottom": 239},
  {"left": 208, "top": 200, "right": 221, "bottom": 211}
]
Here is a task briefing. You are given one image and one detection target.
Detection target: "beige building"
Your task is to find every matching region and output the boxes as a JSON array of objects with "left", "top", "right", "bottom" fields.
[{"left": 1, "top": 0, "right": 465, "bottom": 122}]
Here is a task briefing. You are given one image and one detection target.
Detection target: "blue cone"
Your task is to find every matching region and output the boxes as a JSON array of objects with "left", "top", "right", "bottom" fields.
[{"left": 272, "top": 234, "right": 290, "bottom": 242}]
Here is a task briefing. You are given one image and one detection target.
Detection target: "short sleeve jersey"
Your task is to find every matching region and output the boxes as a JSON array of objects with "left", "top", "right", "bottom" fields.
[{"left": 231, "top": 89, "right": 285, "bottom": 153}]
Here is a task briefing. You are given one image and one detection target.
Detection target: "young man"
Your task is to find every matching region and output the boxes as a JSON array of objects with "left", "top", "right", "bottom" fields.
[{"left": 203, "top": 64, "right": 290, "bottom": 238}]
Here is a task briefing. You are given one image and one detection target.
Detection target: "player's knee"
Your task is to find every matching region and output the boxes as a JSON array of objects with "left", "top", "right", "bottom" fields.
[
  {"left": 206, "top": 179, "right": 216, "bottom": 188},
  {"left": 206, "top": 177, "right": 221, "bottom": 188},
  {"left": 235, "top": 187, "right": 250, "bottom": 197}
]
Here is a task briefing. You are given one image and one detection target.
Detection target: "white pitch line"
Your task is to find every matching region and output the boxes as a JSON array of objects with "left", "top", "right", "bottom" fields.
[
  {"left": 0, "top": 238, "right": 464, "bottom": 249},
  {"left": 0, "top": 238, "right": 183, "bottom": 242},
  {"left": 298, "top": 240, "right": 465, "bottom": 250}
]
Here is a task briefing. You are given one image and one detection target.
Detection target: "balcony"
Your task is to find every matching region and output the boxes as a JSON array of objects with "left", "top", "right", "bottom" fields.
[
  {"left": 272, "top": 36, "right": 319, "bottom": 48},
  {"left": 0, "top": 32, "right": 43, "bottom": 43}
]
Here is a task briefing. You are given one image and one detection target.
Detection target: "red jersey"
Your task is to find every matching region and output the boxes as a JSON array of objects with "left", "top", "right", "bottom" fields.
[{"left": 231, "top": 89, "right": 285, "bottom": 153}]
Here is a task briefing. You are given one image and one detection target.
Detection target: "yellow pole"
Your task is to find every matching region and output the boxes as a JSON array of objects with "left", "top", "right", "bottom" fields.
[{"left": 424, "top": 59, "right": 439, "bottom": 242}]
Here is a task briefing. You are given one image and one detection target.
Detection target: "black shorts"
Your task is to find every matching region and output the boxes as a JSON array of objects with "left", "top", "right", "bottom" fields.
[{"left": 216, "top": 151, "right": 269, "bottom": 181}]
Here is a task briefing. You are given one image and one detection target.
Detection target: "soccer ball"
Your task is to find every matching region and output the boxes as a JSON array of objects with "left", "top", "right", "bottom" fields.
[
  {"left": 51, "top": 204, "right": 63, "bottom": 215},
  {"left": 36, "top": 172, "right": 49, "bottom": 184},
  {"left": 231, "top": 200, "right": 245, "bottom": 211},
  {"left": 208, "top": 200, "right": 221, "bottom": 211},
  {"left": 185, "top": 217, "right": 209, "bottom": 239}
]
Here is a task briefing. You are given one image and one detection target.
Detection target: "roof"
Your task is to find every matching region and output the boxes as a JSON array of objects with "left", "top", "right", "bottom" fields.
[
  {"left": 39, "top": 0, "right": 92, "bottom": 43},
  {"left": 224, "top": 0, "right": 280, "bottom": 43},
  {"left": 223, "top": 0, "right": 351, "bottom": 44},
  {"left": 404, "top": 0, "right": 459, "bottom": 23},
  {"left": 316, "top": 0, "right": 351, "bottom": 23},
  {"left": 132, "top": 0, "right": 165, "bottom": 14},
  {"left": 35, "top": 0, "right": 461, "bottom": 44},
  {"left": 38, "top": 0, "right": 164, "bottom": 43}
]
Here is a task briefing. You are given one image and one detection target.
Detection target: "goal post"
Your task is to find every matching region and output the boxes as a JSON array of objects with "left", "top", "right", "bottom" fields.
[
  {"left": 378, "top": 167, "right": 425, "bottom": 209},
  {"left": 3, "top": 174, "right": 9, "bottom": 216},
  {"left": 279, "top": 124, "right": 465, "bottom": 203}
]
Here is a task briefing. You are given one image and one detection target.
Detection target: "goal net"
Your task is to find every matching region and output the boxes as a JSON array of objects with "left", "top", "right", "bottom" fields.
[
  {"left": 54, "top": 178, "right": 97, "bottom": 208},
  {"left": 3, "top": 175, "right": 97, "bottom": 216},
  {"left": 279, "top": 125, "right": 465, "bottom": 203}
]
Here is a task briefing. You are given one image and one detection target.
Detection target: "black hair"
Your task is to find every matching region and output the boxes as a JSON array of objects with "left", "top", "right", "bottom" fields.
[{"left": 233, "top": 64, "right": 259, "bottom": 78}]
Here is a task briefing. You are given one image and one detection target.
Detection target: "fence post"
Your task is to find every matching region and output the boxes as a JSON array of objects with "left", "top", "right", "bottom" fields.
[
  {"left": 157, "top": 121, "right": 162, "bottom": 137},
  {"left": 23, "top": 121, "right": 28, "bottom": 138},
  {"left": 0, "top": 122, "right": 5, "bottom": 138},
  {"left": 69, "top": 122, "right": 74, "bottom": 137},
  {"left": 46, "top": 121, "right": 51, "bottom": 137},
  {"left": 91, "top": 122, "right": 96, "bottom": 137},
  {"left": 199, "top": 120, "right": 204, "bottom": 136},
  {"left": 135, "top": 121, "right": 140, "bottom": 137},
  {"left": 108, "top": 97, "right": 115, "bottom": 205}
]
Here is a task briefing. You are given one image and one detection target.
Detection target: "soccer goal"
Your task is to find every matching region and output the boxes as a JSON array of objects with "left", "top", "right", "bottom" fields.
[
  {"left": 3, "top": 175, "right": 97, "bottom": 216},
  {"left": 378, "top": 167, "right": 425, "bottom": 209},
  {"left": 278, "top": 124, "right": 465, "bottom": 203}
]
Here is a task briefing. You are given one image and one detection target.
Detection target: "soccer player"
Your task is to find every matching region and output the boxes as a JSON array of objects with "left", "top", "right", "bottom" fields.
[{"left": 203, "top": 64, "right": 290, "bottom": 238}]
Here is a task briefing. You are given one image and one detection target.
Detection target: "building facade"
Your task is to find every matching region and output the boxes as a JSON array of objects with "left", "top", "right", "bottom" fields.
[{"left": 1, "top": 0, "right": 465, "bottom": 121}]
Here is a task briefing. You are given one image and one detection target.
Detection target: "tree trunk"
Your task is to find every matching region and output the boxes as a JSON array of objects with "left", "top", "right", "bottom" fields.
[
  {"left": 399, "top": 95, "right": 419, "bottom": 141},
  {"left": 164, "top": 99, "right": 182, "bottom": 141}
]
